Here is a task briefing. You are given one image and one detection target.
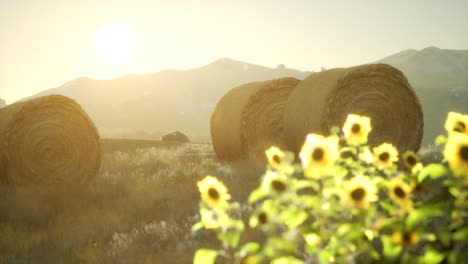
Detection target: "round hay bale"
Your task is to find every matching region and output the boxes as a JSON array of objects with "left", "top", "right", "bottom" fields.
[
  {"left": 211, "top": 81, "right": 267, "bottom": 161},
  {"left": 284, "top": 63, "right": 423, "bottom": 153},
  {"left": 211, "top": 78, "right": 299, "bottom": 161},
  {"left": 0, "top": 95, "right": 101, "bottom": 187},
  {"left": 240, "top": 77, "right": 299, "bottom": 162}
]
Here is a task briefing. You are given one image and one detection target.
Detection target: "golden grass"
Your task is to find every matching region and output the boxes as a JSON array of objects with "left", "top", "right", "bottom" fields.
[{"left": 0, "top": 143, "right": 262, "bottom": 263}]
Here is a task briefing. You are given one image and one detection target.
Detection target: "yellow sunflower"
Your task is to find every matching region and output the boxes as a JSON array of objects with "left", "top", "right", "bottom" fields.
[
  {"left": 249, "top": 210, "right": 270, "bottom": 228},
  {"left": 261, "top": 171, "right": 288, "bottom": 194},
  {"left": 343, "top": 175, "right": 378, "bottom": 209},
  {"left": 265, "top": 146, "right": 294, "bottom": 174},
  {"left": 197, "top": 175, "right": 231, "bottom": 208},
  {"left": 342, "top": 114, "right": 372, "bottom": 146},
  {"left": 373, "top": 143, "right": 398, "bottom": 170},
  {"left": 444, "top": 133, "right": 468, "bottom": 177},
  {"left": 388, "top": 178, "right": 413, "bottom": 212},
  {"left": 392, "top": 231, "right": 419, "bottom": 247},
  {"left": 445, "top": 112, "right": 468, "bottom": 134},
  {"left": 299, "top": 134, "right": 340, "bottom": 179},
  {"left": 402, "top": 150, "right": 423, "bottom": 174}
]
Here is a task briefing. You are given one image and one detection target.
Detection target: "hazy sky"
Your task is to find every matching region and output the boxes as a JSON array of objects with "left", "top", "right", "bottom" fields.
[{"left": 1, "top": 0, "right": 467, "bottom": 103}]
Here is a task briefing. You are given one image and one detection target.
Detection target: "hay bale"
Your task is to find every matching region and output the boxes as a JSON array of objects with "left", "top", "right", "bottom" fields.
[
  {"left": 160, "top": 131, "right": 190, "bottom": 143},
  {"left": 0, "top": 95, "right": 101, "bottom": 187},
  {"left": 240, "top": 78, "right": 299, "bottom": 161},
  {"left": 211, "top": 78, "right": 299, "bottom": 161},
  {"left": 284, "top": 63, "right": 423, "bottom": 153}
]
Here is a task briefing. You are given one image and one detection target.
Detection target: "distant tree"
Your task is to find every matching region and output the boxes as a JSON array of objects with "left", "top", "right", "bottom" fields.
[{"left": 276, "top": 64, "right": 285, "bottom": 70}]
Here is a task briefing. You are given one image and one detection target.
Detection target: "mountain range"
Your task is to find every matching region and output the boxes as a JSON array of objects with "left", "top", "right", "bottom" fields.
[
  {"left": 20, "top": 59, "right": 311, "bottom": 141},
  {"left": 15, "top": 47, "right": 468, "bottom": 144}
]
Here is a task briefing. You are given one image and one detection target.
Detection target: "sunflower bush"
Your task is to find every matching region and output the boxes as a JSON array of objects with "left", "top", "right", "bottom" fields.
[{"left": 193, "top": 112, "right": 468, "bottom": 264}]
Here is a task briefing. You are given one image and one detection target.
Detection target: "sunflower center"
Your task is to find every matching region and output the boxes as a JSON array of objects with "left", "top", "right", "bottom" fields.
[
  {"left": 454, "top": 121, "right": 466, "bottom": 133},
  {"left": 312, "top": 148, "right": 324, "bottom": 161},
  {"left": 351, "top": 123, "right": 361, "bottom": 133},
  {"left": 379, "top": 152, "right": 390, "bottom": 162},
  {"left": 350, "top": 187, "right": 366, "bottom": 201},
  {"left": 460, "top": 145, "right": 468, "bottom": 161},
  {"left": 271, "top": 180, "right": 286, "bottom": 192},
  {"left": 402, "top": 232, "right": 412, "bottom": 244},
  {"left": 273, "top": 154, "right": 281, "bottom": 164},
  {"left": 208, "top": 187, "right": 220, "bottom": 200},
  {"left": 406, "top": 156, "right": 417, "bottom": 166},
  {"left": 258, "top": 212, "right": 268, "bottom": 225},
  {"left": 394, "top": 186, "right": 406, "bottom": 199}
]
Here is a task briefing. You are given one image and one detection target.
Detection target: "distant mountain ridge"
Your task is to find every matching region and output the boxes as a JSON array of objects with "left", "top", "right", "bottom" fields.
[
  {"left": 377, "top": 46, "right": 468, "bottom": 144},
  {"left": 21, "top": 47, "right": 468, "bottom": 144},
  {"left": 24, "top": 58, "right": 311, "bottom": 141}
]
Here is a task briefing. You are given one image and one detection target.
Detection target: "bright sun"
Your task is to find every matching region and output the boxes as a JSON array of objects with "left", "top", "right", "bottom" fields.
[{"left": 94, "top": 23, "right": 137, "bottom": 65}]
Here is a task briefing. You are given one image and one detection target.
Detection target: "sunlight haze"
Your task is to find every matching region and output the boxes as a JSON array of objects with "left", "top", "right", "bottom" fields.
[
  {"left": 94, "top": 23, "right": 138, "bottom": 66},
  {"left": 0, "top": 0, "right": 467, "bottom": 103}
]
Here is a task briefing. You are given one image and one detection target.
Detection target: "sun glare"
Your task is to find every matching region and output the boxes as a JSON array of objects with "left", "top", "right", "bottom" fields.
[{"left": 94, "top": 23, "right": 137, "bottom": 65}]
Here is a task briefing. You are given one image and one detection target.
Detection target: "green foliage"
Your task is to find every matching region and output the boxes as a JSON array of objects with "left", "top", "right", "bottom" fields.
[
  {"left": 193, "top": 114, "right": 468, "bottom": 263},
  {"left": 193, "top": 249, "right": 218, "bottom": 264}
]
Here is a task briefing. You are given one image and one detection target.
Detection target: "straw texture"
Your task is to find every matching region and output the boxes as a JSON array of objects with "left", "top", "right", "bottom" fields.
[
  {"left": 240, "top": 78, "right": 299, "bottom": 162},
  {"left": 284, "top": 63, "right": 423, "bottom": 153},
  {"left": 0, "top": 95, "right": 101, "bottom": 187}
]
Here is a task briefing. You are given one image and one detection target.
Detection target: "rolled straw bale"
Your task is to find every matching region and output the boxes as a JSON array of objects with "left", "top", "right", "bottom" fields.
[
  {"left": 240, "top": 77, "right": 299, "bottom": 162},
  {"left": 284, "top": 63, "right": 423, "bottom": 153},
  {"left": 211, "top": 78, "right": 299, "bottom": 161},
  {"left": 0, "top": 95, "right": 101, "bottom": 187},
  {"left": 211, "top": 81, "right": 267, "bottom": 161}
]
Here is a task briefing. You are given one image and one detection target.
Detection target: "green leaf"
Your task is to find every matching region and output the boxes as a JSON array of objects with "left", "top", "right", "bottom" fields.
[
  {"left": 319, "top": 250, "right": 334, "bottom": 264},
  {"left": 264, "top": 237, "right": 296, "bottom": 257},
  {"left": 330, "top": 126, "right": 340, "bottom": 135},
  {"left": 230, "top": 202, "right": 241, "bottom": 210},
  {"left": 239, "top": 242, "right": 260, "bottom": 255},
  {"left": 271, "top": 256, "right": 304, "bottom": 264},
  {"left": 337, "top": 224, "right": 352, "bottom": 236},
  {"left": 418, "top": 249, "right": 446, "bottom": 264},
  {"left": 218, "top": 230, "right": 242, "bottom": 248},
  {"left": 334, "top": 167, "right": 349, "bottom": 179},
  {"left": 434, "top": 135, "right": 447, "bottom": 146},
  {"left": 449, "top": 187, "right": 461, "bottom": 198},
  {"left": 454, "top": 227, "right": 468, "bottom": 241},
  {"left": 295, "top": 195, "right": 316, "bottom": 207},
  {"left": 340, "top": 146, "right": 357, "bottom": 155},
  {"left": 379, "top": 201, "right": 395, "bottom": 213},
  {"left": 418, "top": 164, "right": 448, "bottom": 183},
  {"left": 191, "top": 221, "right": 205, "bottom": 232},
  {"left": 293, "top": 179, "right": 320, "bottom": 190},
  {"left": 382, "top": 236, "right": 402, "bottom": 259},
  {"left": 406, "top": 205, "right": 445, "bottom": 228},
  {"left": 439, "top": 231, "right": 452, "bottom": 247},
  {"left": 280, "top": 208, "right": 308, "bottom": 229},
  {"left": 248, "top": 188, "right": 268, "bottom": 203},
  {"left": 193, "top": 249, "right": 218, "bottom": 264}
]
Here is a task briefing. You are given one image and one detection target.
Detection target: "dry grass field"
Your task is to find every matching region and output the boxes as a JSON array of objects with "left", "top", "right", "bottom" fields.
[
  {"left": 0, "top": 138, "right": 457, "bottom": 264},
  {"left": 0, "top": 140, "right": 264, "bottom": 264}
]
